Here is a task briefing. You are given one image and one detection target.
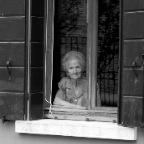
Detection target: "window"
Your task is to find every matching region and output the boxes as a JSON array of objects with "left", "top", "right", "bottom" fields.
[
  {"left": 0, "top": 0, "right": 144, "bottom": 132},
  {"left": 44, "top": 0, "right": 118, "bottom": 122}
]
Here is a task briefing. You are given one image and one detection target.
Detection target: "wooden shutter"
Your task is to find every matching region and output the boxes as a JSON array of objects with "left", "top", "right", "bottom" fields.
[
  {"left": 26, "top": 0, "right": 45, "bottom": 120},
  {"left": 0, "top": 0, "right": 25, "bottom": 121},
  {"left": 119, "top": 0, "right": 144, "bottom": 127}
]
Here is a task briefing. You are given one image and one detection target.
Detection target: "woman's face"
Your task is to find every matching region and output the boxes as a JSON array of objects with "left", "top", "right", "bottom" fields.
[{"left": 66, "top": 59, "right": 82, "bottom": 79}]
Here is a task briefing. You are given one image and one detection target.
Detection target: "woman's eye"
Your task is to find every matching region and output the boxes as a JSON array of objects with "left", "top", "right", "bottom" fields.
[
  {"left": 68, "top": 67, "right": 73, "bottom": 70},
  {"left": 76, "top": 66, "right": 80, "bottom": 69}
]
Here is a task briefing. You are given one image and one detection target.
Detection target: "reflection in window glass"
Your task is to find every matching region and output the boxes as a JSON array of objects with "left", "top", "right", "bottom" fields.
[
  {"left": 98, "top": 0, "right": 119, "bottom": 107},
  {"left": 52, "top": 0, "right": 87, "bottom": 103}
]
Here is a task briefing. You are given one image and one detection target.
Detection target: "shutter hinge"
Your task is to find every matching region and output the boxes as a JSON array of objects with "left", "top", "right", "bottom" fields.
[{"left": 2, "top": 116, "right": 9, "bottom": 124}]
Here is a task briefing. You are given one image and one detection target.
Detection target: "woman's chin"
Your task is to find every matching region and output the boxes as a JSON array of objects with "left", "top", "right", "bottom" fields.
[
  {"left": 71, "top": 77, "right": 80, "bottom": 79},
  {"left": 70, "top": 75, "right": 81, "bottom": 79}
]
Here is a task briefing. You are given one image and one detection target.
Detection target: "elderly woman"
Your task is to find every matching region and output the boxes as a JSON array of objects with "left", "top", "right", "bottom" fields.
[{"left": 53, "top": 51, "right": 100, "bottom": 109}]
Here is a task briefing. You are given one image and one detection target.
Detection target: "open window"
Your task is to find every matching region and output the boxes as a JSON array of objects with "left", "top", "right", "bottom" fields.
[
  {"left": 44, "top": 0, "right": 119, "bottom": 122},
  {"left": 44, "top": 0, "right": 144, "bottom": 127}
]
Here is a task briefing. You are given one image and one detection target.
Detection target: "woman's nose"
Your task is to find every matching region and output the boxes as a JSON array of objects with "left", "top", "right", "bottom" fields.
[{"left": 73, "top": 68, "right": 77, "bottom": 73}]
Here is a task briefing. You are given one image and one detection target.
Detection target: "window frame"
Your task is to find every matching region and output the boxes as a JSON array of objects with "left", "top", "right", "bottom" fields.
[
  {"left": 43, "top": 0, "right": 118, "bottom": 123},
  {"left": 87, "top": 0, "right": 99, "bottom": 109}
]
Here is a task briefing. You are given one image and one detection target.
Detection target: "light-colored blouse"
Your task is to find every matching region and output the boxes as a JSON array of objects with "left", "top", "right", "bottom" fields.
[{"left": 55, "top": 77, "right": 88, "bottom": 107}]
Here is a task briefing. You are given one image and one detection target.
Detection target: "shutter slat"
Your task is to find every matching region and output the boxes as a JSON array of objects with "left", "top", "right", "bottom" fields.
[
  {"left": 0, "top": 68, "right": 24, "bottom": 92},
  {"left": 0, "top": 0, "right": 25, "bottom": 16},
  {"left": 122, "top": 97, "right": 143, "bottom": 127},
  {"left": 0, "top": 43, "right": 25, "bottom": 67},
  {"left": 124, "top": 12, "right": 144, "bottom": 39},
  {"left": 123, "top": 69, "right": 143, "bottom": 96},
  {"left": 0, "top": 17, "right": 25, "bottom": 41},
  {"left": 123, "top": 41, "right": 144, "bottom": 67},
  {"left": 124, "top": 0, "right": 144, "bottom": 11},
  {"left": 0, "top": 92, "right": 24, "bottom": 120}
]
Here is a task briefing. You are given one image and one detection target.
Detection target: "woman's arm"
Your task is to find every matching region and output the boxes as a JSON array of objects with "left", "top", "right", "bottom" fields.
[{"left": 53, "top": 97, "right": 86, "bottom": 109}]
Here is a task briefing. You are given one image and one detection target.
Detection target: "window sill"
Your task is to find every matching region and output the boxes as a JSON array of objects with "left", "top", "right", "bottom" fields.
[{"left": 15, "top": 119, "right": 137, "bottom": 140}]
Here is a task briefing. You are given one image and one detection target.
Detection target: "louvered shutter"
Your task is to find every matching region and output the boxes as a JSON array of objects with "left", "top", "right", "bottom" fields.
[
  {"left": 0, "top": 0, "right": 25, "bottom": 121},
  {"left": 119, "top": 0, "right": 144, "bottom": 127}
]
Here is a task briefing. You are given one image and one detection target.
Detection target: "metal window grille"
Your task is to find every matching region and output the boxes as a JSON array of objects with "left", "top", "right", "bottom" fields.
[{"left": 59, "top": 35, "right": 118, "bottom": 107}]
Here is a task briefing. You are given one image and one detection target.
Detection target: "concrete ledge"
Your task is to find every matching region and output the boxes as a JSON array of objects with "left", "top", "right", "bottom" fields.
[{"left": 15, "top": 119, "right": 137, "bottom": 140}]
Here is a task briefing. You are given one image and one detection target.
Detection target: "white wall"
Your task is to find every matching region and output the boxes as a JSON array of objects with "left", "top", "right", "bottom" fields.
[{"left": 0, "top": 121, "right": 144, "bottom": 144}]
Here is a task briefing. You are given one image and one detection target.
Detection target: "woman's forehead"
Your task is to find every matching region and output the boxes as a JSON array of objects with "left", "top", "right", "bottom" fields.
[
  {"left": 67, "top": 59, "right": 80, "bottom": 64},
  {"left": 66, "top": 59, "right": 81, "bottom": 67}
]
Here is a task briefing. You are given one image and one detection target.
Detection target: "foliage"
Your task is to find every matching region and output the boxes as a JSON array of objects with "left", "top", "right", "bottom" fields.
[
  {"left": 59, "top": 0, "right": 83, "bottom": 35},
  {"left": 98, "top": 0, "right": 119, "bottom": 74},
  {"left": 98, "top": 0, "right": 119, "bottom": 100}
]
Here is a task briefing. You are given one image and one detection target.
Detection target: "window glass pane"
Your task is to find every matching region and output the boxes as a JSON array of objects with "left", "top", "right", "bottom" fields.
[
  {"left": 52, "top": 0, "right": 119, "bottom": 108},
  {"left": 52, "top": 0, "right": 87, "bottom": 103},
  {"left": 98, "top": 0, "right": 119, "bottom": 107}
]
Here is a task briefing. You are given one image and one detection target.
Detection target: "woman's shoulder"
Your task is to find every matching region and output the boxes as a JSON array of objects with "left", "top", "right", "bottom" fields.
[
  {"left": 58, "top": 77, "right": 70, "bottom": 87},
  {"left": 59, "top": 77, "right": 70, "bottom": 83}
]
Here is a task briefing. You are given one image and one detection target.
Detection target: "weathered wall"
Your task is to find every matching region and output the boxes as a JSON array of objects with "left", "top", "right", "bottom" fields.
[{"left": 0, "top": 122, "right": 144, "bottom": 144}]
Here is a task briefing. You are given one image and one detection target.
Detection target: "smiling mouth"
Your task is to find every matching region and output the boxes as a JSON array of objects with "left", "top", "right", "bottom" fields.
[
  {"left": 72, "top": 73, "right": 81, "bottom": 77},
  {"left": 74, "top": 72, "right": 80, "bottom": 75}
]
